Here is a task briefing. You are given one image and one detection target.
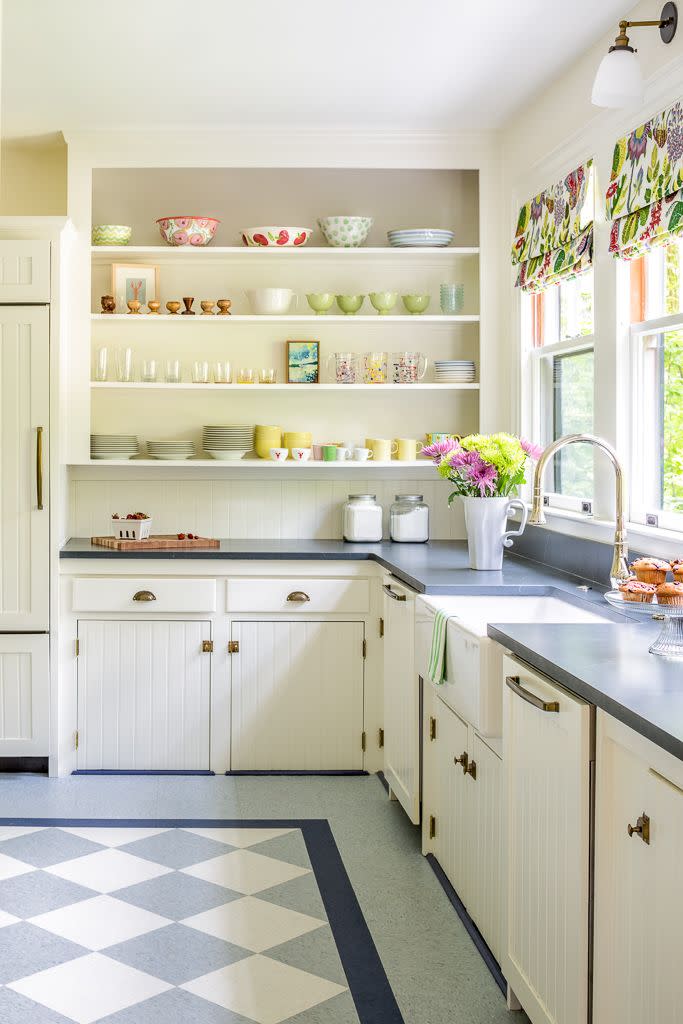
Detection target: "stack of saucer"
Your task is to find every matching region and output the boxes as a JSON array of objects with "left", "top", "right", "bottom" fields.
[
  {"left": 434, "top": 360, "right": 476, "bottom": 383},
  {"left": 387, "top": 228, "right": 454, "bottom": 248},
  {"left": 90, "top": 434, "right": 140, "bottom": 460},
  {"left": 147, "top": 440, "right": 196, "bottom": 461},
  {"left": 203, "top": 424, "right": 255, "bottom": 461}
]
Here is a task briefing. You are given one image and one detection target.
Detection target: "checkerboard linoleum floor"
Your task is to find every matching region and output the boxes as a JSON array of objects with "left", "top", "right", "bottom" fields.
[{"left": 0, "top": 824, "right": 357, "bottom": 1024}]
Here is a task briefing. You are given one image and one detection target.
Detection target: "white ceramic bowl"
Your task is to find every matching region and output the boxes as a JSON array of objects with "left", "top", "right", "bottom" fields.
[
  {"left": 206, "top": 449, "right": 250, "bottom": 461},
  {"left": 241, "top": 226, "right": 312, "bottom": 247},
  {"left": 245, "top": 288, "right": 295, "bottom": 315},
  {"left": 318, "top": 216, "right": 373, "bottom": 248}
]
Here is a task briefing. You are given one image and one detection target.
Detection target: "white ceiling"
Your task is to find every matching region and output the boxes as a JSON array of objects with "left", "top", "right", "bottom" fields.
[{"left": 2, "top": 0, "right": 625, "bottom": 138}]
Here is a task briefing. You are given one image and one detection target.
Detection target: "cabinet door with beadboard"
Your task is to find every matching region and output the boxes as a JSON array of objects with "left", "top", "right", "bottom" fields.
[
  {"left": 436, "top": 699, "right": 471, "bottom": 905},
  {"left": 470, "top": 732, "right": 503, "bottom": 964},
  {"left": 77, "top": 619, "right": 212, "bottom": 770},
  {"left": 382, "top": 577, "right": 419, "bottom": 822},
  {"left": 230, "top": 620, "right": 365, "bottom": 770},
  {"left": 0, "top": 634, "right": 49, "bottom": 756}
]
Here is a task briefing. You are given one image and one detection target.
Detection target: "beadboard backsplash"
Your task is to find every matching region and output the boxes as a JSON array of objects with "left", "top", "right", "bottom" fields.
[{"left": 69, "top": 473, "right": 466, "bottom": 541}]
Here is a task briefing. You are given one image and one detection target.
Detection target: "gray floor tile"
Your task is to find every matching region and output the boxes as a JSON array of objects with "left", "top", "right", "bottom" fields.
[
  {"left": 0, "top": 828, "right": 104, "bottom": 868},
  {"left": 267, "top": 925, "right": 348, "bottom": 987},
  {"left": 0, "top": 869, "right": 97, "bottom": 918},
  {"left": 283, "top": 989, "right": 360, "bottom": 1024},
  {"left": 118, "top": 829, "right": 233, "bottom": 869},
  {"left": 250, "top": 828, "right": 313, "bottom": 869},
  {"left": 114, "top": 870, "right": 240, "bottom": 920},
  {"left": 0, "top": 922, "right": 87, "bottom": 983},
  {"left": 98, "top": 986, "right": 256, "bottom": 1023},
  {"left": 258, "top": 871, "right": 328, "bottom": 920},
  {"left": 0, "top": 986, "right": 74, "bottom": 1024},
  {"left": 105, "top": 921, "right": 249, "bottom": 984}
]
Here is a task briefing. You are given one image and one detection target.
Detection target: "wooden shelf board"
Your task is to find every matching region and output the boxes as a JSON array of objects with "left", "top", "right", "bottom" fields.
[
  {"left": 90, "top": 381, "right": 479, "bottom": 392},
  {"left": 91, "top": 244, "right": 480, "bottom": 263},
  {"left": 74, "top": 459, "right": 435, "bottom": 469},
  {"left": 91, "top": 313, "right": 479, "bottom": 324}
]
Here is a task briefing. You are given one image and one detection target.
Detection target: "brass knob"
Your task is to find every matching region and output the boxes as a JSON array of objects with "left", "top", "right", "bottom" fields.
[
  {"left": 133, "top": 590, "right": 156, "bottom": 602},
  {"left": 464, "top": 759, "right": 477, "bottom": 781},
  {"left": 454, "top": 752, "right": 468, "bottom": 772},
  {"left": 627, "top": 812, "right": 650, "bottom": 844},
  {"left": 286, "top": 591, "right": 310, "bottom": 603}
]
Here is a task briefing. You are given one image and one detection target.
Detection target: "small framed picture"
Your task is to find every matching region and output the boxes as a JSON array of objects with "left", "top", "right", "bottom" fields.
[
  {"left": 287, "top": 340, "right": 320, "bottom": 383},
  {"left": 112, "top": 263, "right": 160, "bottom": 311}
]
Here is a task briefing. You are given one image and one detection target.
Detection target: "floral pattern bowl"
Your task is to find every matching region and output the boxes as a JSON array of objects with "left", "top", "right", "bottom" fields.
[
  {"left": 318, "top": 216, "right": 373, "bottom": 247},
  {"left": 156, "top": 217, "right": 220, "bottom": 246},
  {"left": 241, "top": 226, "right": 312, "bottom": 247},
  {"left": 92, "top": 224, "right": 132, "bottom": 246}
]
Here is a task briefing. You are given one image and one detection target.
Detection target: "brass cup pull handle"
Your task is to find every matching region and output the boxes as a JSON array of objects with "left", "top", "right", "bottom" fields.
[
  {"left": 506, "top": 674, "right": 559, "bottom": 713},
  {"left": 133, "top": 590, "right": 156, "bottom": 602},
  {"left": 454, "top": 751, "right": 468, "bottom": 772},
  {"left": 627, "top": 812, "right": 650, "bottom": 844},
  {"left": 464, "top": 759, "right": 477, "bottom": 781},
  {"left": 382, "top": 584, "right": 407, "bottom": 602},
  {"left": 36, "top": 426, "right": 44, "bottom": 511},
  {"left": 286, "top": 591, "right": 310, "bottom": 603}
]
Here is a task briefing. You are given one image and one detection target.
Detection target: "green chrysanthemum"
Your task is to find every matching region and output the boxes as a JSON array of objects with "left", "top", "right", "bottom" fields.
[{"left": 460, "top": 433, "right": 526, "bottom": 475}]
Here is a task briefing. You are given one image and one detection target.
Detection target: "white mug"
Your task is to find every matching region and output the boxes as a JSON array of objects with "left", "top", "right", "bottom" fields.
[
  {"left": 291, "top": 447, "right": 311, "bottom": 462},
  {"left": 335, "top": 446, "right": 352, "bottom": 461},
  {"left": 269, "top": 447, "right": 289, "bottom": 461},
  {"left": 353, "top": 447, "right": 373, "bottom": 461}
]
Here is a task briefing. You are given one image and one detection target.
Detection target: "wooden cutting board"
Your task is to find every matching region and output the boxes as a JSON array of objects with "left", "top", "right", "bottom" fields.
[{"left": 92, "top": 534, "right": 221, "bottom": 551}]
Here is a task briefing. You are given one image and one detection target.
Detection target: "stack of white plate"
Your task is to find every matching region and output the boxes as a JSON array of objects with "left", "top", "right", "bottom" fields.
[
  {"left": 434, "top": 360, "right": 476, "bottom": 383},
  {"left": 90, "top": 434, "right": 140, "bottom": 460},
  {"left": 147, "top": 440, "right": 196, "bottom": 461},
  {"left": 387, "top": 228, "right": 454, "bottom": 248},
  {"left": 203, "top": 424, "right": 255, "bottom": 461}
]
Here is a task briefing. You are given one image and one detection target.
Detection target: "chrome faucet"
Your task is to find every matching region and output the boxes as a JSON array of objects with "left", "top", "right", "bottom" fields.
[{"left": 529, "top": 433, "right": 630, "bottom": 587}]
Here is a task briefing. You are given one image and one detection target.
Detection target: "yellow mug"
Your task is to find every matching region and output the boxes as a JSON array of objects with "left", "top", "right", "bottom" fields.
[
  {"left": 395, "top": 438, "right": 419, "bottom": 461},
  {"left": 255, "top": 424, "right": 282, "bottom": 459},
  {"left": 365, "top": 437, "right": 398, "bottom": 462},
  {"left": 283, "top": 431, "right": 313, "bottom": 452}
]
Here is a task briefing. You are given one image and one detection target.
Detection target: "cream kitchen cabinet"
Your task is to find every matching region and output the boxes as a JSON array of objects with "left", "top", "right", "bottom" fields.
[
  {"left": 0, "top": 634, "right": 49, "bottom": 757},
  {"left": 76, "top": 619, "right": 212, "bottom": 770},
  {"left": 0, "top": 241, "right": 50, "bottom": 303},
  {"left": 382, "top": 575, "right": 419, "bottom": 823},
  {"left": 422, "top": 685, "right": 504, "bottom": 964},
  {"left": 502, "top": 654, "right": 593, "bottom": 1024},
  {"left": 594, "top": 712, "right": 683, "bottom": 1024},
  {"left": 229, "top": 619, "right": 365, "bottom": 770}
]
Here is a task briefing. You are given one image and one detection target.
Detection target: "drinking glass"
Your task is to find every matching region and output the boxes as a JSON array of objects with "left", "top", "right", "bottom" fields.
[
  {"left": 259, "top": 368, "right": 277, "bottom": 384},
  {"left": 115, "top": 347, "right": 133, "bottom": 383},
  {"left": 192, "top": 360, "right": 210, "bottom": 384},
  {"left": 440, "top": 283, "right": 464, "bottom": 315},
  {"left": 238, "top": 368, "right": 255, "bottom": 384},
  {"left": 94, "top": 347, "right": 108, "bottom": 382},
  {"left": 165, "top": 359, "right": 181, "bottom": 383},
  {"left": 326, "top": 352, "right": 359, "bottom": 384},
  {"left": 391, "top": 351, "right": 428, "bottom": 383},
  {"left": 213, "top": 361, "right": 231, "bottom": 384},
  {"left": 363, "top": 351, "right": 388, "bottom": 384},
  {"left": 141, "top": 359, "right": 158, "bottom": 383}
]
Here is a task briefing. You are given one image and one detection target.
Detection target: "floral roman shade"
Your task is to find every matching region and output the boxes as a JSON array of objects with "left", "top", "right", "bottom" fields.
[
  {"left": 606, "top": 99, "right": 683, "bottom": 260},
  {"left": 511, "top": 161, "right": 594, "bottom": 292}
]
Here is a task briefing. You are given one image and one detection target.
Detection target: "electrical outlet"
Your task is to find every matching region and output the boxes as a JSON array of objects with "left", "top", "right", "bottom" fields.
[
  {"left": 581, "top": 500, "right": 593, "bottom": 515},
  {"left": 646, "top": 513, "right": 659, "bottom": 528}
]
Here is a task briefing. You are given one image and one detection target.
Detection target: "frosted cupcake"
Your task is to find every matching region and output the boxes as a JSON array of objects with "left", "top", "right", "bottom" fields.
[
  {"left": 621, "top": 580, "right": 656, "bottom": 603},
  {"left": 630, "top": 557, "right": 671, "bottom": 585},
  {"left": 655, "top": 582, "right": 683, "bottom": 606}
]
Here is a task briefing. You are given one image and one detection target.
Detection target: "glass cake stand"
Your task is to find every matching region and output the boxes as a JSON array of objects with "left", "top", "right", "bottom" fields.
[{"left": 605, "top": 590, "right": 683, "bottom": 658}]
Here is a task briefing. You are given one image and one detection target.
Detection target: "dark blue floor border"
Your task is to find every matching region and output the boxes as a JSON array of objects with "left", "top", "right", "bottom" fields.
[
  {"left": 226, "top": 769, "right": 369, "bottom": 776},
  {"left": 72, "top": 770, "right": 216, "bottom": 776},
  {"left": 0, "top": 816, "right": 404, "bottom": 1024}
]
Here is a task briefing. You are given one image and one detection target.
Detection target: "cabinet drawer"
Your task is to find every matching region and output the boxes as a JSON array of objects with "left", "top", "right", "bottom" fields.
[
  {"left": 226, "top": 577, "right": 369, "bottom": 613},
  {"left": 72, "top": 577, "right": 216, "bottom": 613}
]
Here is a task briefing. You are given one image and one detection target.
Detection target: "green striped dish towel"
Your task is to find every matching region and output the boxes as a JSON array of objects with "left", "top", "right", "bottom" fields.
[{"left": 428, "top": 608, "right": 452, "bottom": 684}]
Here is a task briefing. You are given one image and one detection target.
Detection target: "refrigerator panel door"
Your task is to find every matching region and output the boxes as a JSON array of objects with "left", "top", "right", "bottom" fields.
[{"left": 0, "top": 634, "right": 49, "bottom": 757}]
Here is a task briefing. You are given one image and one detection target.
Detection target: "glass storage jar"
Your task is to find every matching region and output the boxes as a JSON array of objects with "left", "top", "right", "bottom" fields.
[
  {"left": 389, "top": 494, "right": 429, "bottom": 543},
  {"left": 343, "top": 494, "right": 383, "bottom": 542}
]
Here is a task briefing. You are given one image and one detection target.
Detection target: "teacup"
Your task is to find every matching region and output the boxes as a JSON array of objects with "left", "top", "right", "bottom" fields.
[
  {"left": 402, "top": 293, "right": 431, "bottom": 315},
  {"left": 353, "top": 447, "right": 373, "bottom": 461},
  {"left": 365, "top": 437, "right": 398, "bottom": 462},
  {"left": 312, "top": 444, "right": 324, "bottom": 460},
  {"left": 369, "top": 291, "right": 397, "bottom": 315},
  {"left": 395, "top": 438, "right": 419, "bottom": 461},
  {"left": 322, "top": 445, "right": 338, "bottom": 462},
  {"left": 425, "top": 432, "right": 459, "bottom": 446},
  {"left": 335, "top": 446, "right": 352, "bottom": 461},
  {"left": 306, "top": 292, "right": 335, "bottom": 315},
  {"left": 336, "top": 294, "right": 365, "bottom": 315},
  {"left": 269, "top": 447, "right": 289, "bottom": 461},
  {"left": 291, "top": 447, "right": 312, "bottom": 462}
]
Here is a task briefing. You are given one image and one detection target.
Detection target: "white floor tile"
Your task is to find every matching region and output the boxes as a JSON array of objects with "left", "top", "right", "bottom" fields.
[
  {"left": 30, "top": 895, "right": 171, "bottom": 951},
  {"left": 0, "top": 852, "right": 35, "bottom": 881},
  {"left": 0, "top": 909, "right": 19, "bottom": 928},
  {"left": 0, "top": 826, "right": 45, "bottom": 842},
  {"left": 183, "top": 827, "right": 295, "bottom": 848},
  {"left": 183, "top": 895, "right": 325, "bottom": 952},
  {"left": 182, "top": 848, "right": 309, "bottom": 894},
  {"left": 182, "top": 953, "right": 346, "bottom": 1024},
  {"left": 46, "top": 848, "right": 172, "bottom": 893},
  {"left": 59, "top": 827, "right": 171, "bottom": 848},
  {"left": 8, "top": 952, "right": 172, "bottom": 1024}
]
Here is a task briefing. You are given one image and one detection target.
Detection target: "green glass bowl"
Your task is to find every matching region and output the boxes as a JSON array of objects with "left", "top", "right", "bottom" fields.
[
  {"left": 306, "top": 292, "right": 335, "bottom": 314},
  {"left": 402, "top": 293, "right": 431, "bottom": 315},
  {"left": 369, "top": 291, "right": 397, "bottom": 315},
  {"left": 336, "top": 294, "right": 365, "bottom": 315}
]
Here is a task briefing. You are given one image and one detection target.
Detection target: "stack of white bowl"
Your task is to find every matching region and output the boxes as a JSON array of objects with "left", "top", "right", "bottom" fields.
[
  {"left": 203, "top": 425, "right": 255, "bottom": 460},
  {"left": 434, "top": 360, "right": 476, "bottom": 383},
  {"left": 90, "top": 434, "right": 140, "bottom": 460},
  {"left": 147, "top": 440, "right": 196, "bottom": 461},
  {"left": 387, "top": 228, "right": 454, "bottom": 248}
]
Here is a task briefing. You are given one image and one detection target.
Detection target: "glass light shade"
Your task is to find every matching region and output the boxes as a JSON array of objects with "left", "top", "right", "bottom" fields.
[{"left": 591, "top": 48, "right": 644, "bottom": 108}]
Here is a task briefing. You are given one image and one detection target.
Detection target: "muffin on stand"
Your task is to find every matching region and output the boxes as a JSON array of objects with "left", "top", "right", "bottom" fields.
[
  {"left": 630, "top": 557, "right": 671, "bottom": 585},
  {"left": 620, "top": 580, "right": 656, "bottom": 603},
  {"left": 655, "top": 581, "right": 683, "bottom": 606},
  {"left": 671, "top": 560, "right": 683, "bottom": 583}
]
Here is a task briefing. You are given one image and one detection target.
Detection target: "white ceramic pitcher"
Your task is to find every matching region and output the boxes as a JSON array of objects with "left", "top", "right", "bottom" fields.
[{"left": 461, "top": 496, "right": 528, "bottom": 570}]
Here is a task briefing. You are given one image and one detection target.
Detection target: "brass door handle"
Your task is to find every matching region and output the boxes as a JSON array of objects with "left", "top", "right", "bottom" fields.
[
  {"left": 36, "top": 426, "right": 44, "bottom": 510},
  {"left": 464, "top": 759, "right": 477, "bottom": 780},
  {"left": 383, "top": 584, "right": 407, "bottom": 601},
  {"left": 429, "top": 716, "right": 437, "bottom": 741},
  {"left": 133, "top": 590, "right": 156, "bottom": 602},
  {"left": 286, "top": 591, "right": 310, "bottom": 603},
  {"left": 454, "top": 751, "right": 468, "bottom": 772},
  {"left": 506, "top": 675, "right": 559, "bottom": 712},
  {"left": 627, "top": 812, "right": 650, "bottom": 844}
]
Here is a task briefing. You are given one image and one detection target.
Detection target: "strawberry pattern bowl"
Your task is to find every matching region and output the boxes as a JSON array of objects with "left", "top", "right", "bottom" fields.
[
  {"left": 156, "top": 217, "right": 220, "bottom": 246},
  {"left": 241, "top": 226, "right": 312, "bottom": 247}
]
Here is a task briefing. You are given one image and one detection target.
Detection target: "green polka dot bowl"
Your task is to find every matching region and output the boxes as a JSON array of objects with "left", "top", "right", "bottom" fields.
[
  {"left": 91, "top": 224, "right": 132, "bottom": 246},
  {"left": 317, "top": 216, "right": 373, "bottom": 248}
]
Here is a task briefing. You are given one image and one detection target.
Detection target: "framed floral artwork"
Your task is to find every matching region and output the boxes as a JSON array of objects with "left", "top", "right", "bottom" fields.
[
  {"left": 287, "top": 340, "right": 319, "bottom": 383},
  {"left": 112, "top": 263, "right": 159, "bottom": 312}
]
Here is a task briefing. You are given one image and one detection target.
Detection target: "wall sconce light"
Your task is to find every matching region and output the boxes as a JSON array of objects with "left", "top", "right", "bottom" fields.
[{"left": 591, "top": 3, "right": 678, "bottom": 108}]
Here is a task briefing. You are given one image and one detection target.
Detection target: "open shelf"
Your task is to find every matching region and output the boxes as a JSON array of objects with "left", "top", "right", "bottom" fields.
[
  {"left": 74, "top": 459, "right": 434, "bottom": 468},
  {"left": 91, "top": 245, "right": 480, "bottom": 265},
  {"left": 91, "top": 313, "right": 479, "bottom": 324},
  {"left": 90, "top": 381, "right": 479, "bottom": 392}
]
